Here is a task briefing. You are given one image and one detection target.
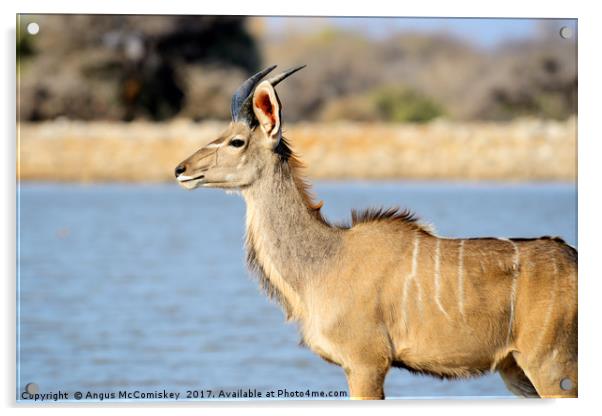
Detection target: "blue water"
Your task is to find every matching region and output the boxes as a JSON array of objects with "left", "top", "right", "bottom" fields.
[{"left": 17, "top": 181, "right": 576, "bottom": 401}]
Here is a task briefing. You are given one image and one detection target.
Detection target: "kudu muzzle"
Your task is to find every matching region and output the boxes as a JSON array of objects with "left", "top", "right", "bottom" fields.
[{"left": 174, "top": 145, "right": 218, "bottom": 181}]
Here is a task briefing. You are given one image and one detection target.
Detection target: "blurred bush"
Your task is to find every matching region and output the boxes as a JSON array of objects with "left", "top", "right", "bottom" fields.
[
  {"left": 322, "top": 86, "right": 444, "bottom": 123},
  {"left": 374, "top": 88, "right": 443, "bottom": 123},
  {"left": 18, "top": 16, "right": 576, "bottom": 122}
]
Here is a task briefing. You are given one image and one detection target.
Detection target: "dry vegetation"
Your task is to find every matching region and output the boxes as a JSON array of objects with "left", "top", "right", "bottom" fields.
[
  {"left": 18, "top": 16, "right": 576, "bottom": 124},
  {"left": 18, "top": 118, "right": 576, "bottom": 182}
]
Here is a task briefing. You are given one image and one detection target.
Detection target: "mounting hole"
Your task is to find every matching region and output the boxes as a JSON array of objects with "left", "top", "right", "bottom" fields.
[
  {"left": 26, "top": 22, "right": 40, "bottom": 35},
  {"left": 559, "top": 26, "right": 573, "bottom": 40},
  {"left": 560, "top": 378, "right": 573, "bottom": 390},
  {"left": 25, "top": 383, "right": 39, "bottom": 394}
]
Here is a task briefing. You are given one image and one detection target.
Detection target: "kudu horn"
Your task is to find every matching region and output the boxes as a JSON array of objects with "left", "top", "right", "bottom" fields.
[
  {"left": 231, "top": 65, "right": 277, "bottom": 122},
  {"left": 267, "top": 64, "right": 307, "bottom": 87},
  {"left": 232, "top": 65, "right": 307, "bottom": 126}
]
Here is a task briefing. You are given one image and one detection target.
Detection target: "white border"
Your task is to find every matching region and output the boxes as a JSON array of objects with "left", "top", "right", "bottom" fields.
[{"left": 3, "top": 1, "right": 601, "bottom": 415}]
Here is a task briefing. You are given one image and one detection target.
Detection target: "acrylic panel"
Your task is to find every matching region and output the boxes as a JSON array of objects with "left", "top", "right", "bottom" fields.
[{"left": 16, "top": 15, "right": 577, "bottom": 402}]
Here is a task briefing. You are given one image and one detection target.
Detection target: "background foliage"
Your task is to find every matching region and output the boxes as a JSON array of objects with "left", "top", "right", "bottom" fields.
[{"left": 18, "top": 16, "right": 576, "bottom": 123}]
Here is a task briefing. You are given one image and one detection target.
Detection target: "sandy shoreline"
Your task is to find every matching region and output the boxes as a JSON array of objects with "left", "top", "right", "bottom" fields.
[{"left": 17, "top": 118, "right": 576, "bottom": 182}]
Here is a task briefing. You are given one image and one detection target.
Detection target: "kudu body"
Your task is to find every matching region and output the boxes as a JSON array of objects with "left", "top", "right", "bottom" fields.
[{"left": 175, "top": 65, "right": 577, "bottom": 399}]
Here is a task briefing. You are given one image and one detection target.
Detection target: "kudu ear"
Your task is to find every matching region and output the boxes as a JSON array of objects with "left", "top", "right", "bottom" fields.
[{"left": 252, "top": 80, "right": 281, "bottom": 146}]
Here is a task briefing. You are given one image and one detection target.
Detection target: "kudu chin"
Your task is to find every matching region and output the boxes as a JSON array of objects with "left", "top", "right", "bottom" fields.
[{"left": 175, "top": 65, "right": 577, "bottom": 399}]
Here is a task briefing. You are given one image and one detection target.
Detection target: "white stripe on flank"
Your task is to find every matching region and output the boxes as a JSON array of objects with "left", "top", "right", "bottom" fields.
[
  {"left": 506, "top": 241, "right": 520, "bottom": 344},
  {"left": 413, "top": 243, "right": 424, "bottom": 315},
  {"left": 457, "top": 240, "right": 465, "bottom": 318},
  {"left": 402, "top": 234, "right": 422, "bottom": 330},
  {"left": 535, "top": 260, "right": 558, "bottom": 352},
  {"left": 411, "top": 235, "right": 420, "bottom": 276},
  {"left": 434, "top": 239, "right": 450, "bottom": 319},
  {"left": 401, "top": 278, "right": 412, "bottom": 331},
  {"left": 413, "top": 236, "right": 424, "bottom": 314}
]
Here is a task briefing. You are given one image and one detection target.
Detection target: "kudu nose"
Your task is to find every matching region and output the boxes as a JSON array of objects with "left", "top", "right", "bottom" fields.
[{"left": 175, "top": 164, "right": 186, "bottom": 178}]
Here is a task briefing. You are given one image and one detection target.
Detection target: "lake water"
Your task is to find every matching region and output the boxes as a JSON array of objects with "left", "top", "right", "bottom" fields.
[{"left": 17, "top": 181, "right": 577, "bottom": 401}]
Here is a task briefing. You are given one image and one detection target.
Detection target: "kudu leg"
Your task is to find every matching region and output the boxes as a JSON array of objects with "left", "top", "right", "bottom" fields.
[
  {"left": 344, "top": 366, "right": 387, "bottom": 400},
  {"left": 498, "top": 360, "right": 539, "bottom": 398},
  {"left": 513, "top": 351, "right": 578, "bottom": 398}
]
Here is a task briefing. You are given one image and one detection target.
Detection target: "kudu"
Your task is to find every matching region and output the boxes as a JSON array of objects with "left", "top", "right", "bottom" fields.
[{"left": 175, "top": 65, "right": 577, "bottom": 399}]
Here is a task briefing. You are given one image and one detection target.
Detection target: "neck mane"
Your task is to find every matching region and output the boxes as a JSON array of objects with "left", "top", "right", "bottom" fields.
[
  {"left": 241, "top": 138, "right": 341, "bottom": 320},
  {"left": 272, "top": 138, "right": 327, "bottom": 217}
]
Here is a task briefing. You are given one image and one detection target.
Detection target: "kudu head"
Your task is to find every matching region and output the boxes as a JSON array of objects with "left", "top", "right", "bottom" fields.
[{"left": 175, "top": 65, "right": 305, "bottom": 190}]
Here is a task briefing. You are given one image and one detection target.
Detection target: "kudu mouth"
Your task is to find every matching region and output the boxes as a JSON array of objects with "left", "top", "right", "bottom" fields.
[
  {"left": 178, "top": 174, "right": 205, "bottom": 183},
  {"left": 175, "top": 172, "right": 205, "bottom": 190}
]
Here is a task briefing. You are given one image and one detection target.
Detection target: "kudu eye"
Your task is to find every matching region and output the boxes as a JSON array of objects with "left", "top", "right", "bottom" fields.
[{"left": 229, "top": 139, "right": 245, "bottom": 148}]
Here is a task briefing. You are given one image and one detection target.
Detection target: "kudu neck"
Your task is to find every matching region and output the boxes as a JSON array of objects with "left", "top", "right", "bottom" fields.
[{"left": 242, "top": 157, "right": 342, "bottom": 288}]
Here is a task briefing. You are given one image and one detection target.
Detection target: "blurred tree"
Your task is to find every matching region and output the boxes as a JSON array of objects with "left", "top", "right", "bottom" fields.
[
  {"left": 486, "top": 47, "right": 576, "bottom": 120},
  {"left": 16, "top": 19, "right": 34, "bottom": 60},
  {"left": 18, "top": 15, "right": 261, "bottom": 121}
]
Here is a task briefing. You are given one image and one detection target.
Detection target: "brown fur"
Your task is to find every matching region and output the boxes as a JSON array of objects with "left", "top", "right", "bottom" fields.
[{"left": 176, "top": 74, "right": 577, "bottom": 400}]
